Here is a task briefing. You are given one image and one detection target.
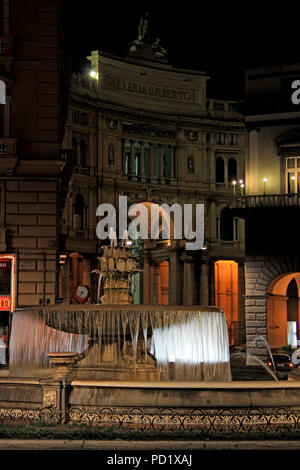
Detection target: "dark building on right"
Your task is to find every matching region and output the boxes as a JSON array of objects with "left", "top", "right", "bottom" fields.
[{"left": 235, "top": 64, "right": 300, "bottom": 355}]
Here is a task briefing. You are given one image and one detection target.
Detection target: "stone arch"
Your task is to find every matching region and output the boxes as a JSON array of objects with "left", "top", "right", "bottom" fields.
[{"left": 245, "top": 255, "right": 300, "bottom": 356}]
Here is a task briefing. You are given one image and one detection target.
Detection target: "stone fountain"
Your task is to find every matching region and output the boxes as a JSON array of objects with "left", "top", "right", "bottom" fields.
[{"left": 9, "top": 244, "right": 232, "bottom": 382}]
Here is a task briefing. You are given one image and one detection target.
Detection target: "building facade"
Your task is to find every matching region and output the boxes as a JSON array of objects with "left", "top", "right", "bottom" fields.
[
  {"left": 237, "top": 63, "right": 300, "bottom": 355},
  {"left": 0, "top": 4, "right": 247, "bottom": 365},
  {"left": 0, "top": 0, "right": 71, "bottom": 361},
  {"left": 60, "top": 45, "right": 246, "bottom": 345}
]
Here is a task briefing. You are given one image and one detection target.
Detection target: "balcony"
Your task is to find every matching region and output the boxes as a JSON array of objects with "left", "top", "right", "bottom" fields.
[
  {"left": 0, "top": 37, "right": 13, "bottom": 70},
  {"left": 0, "top": 138, "right": 18, "bottom": 174},
  {"left": 237, "top": 193, "right": 300, "bottom": 208}
]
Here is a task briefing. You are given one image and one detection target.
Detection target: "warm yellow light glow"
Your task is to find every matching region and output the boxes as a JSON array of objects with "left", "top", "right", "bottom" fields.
[
  {"left": 263, "top": 178, "right": 267, "bottom": 182},
  {"left": 241, "top": 183, "right": 245, "bottom": 188},
  {"left": 292, "top": 176, "right": 296, "bottom": 180},
  {"left": 232, "top": 180, "right": 237, "bottom": 185},
  {"left": 239, "top": 179, "right": 243, "bottom": 184},
  {"left": 89, "top": 70, "right": 98, "bottom": 79}
]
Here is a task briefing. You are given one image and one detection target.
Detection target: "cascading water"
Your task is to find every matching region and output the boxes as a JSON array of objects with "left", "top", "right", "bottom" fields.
[
  {"left": 9, "top": 310, "right": 89, "bottom": 371},
  {"left": 8, "top": 305, "right": 232, "bottom": 382}
]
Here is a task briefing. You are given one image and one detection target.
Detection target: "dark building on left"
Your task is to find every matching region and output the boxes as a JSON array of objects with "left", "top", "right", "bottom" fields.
[{"left": 0, "top": 0, "right": 71, "bottom": 361}]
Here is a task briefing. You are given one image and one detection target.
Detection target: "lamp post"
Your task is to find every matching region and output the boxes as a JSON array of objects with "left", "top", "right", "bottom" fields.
[
  {"left": 263, "top": 178, "right": 267, "bottom": 194},
  {"left": 232, "top": 180, "right": 237, "bottom": 195},
  {"left": 241, "top": 183, "right": 245, "bottom": 196},
  {"left": 292, "top": 175, "right": 296, "bottom": 193}
]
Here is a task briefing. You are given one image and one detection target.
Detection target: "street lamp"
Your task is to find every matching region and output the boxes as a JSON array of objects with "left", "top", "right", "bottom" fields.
[
  {"left": 263, "top": 178, "right": 267, "bottom": 194},
  {"left": 232, "top": 180, "right": 237, "bottom": 195}
]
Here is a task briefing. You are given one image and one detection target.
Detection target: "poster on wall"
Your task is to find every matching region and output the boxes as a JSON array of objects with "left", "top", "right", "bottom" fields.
[{"left": 0, "top": 259, "right": 11, "bottom": 312}]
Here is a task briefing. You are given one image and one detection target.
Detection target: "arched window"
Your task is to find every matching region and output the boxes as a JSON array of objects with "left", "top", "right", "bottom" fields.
[
  {"left": 72, "top": 137, "right": 77, "bottom": 163},
  {"left": 228, "top": 158, "right": 237, "bottom": 183},
  {"left": 216, "top": 157, "right": 225, "bottom": 184},
  {"left": 79, "top": 140, "right": 87, "bottom": 167},
  {"left": 220, "top": 207, "right": 233, "bottom": 241},
  {"left": 124, "top": 140, "right": 131, "bottom": 175},
  {"left": 134, "top": 142, "right": 141, "bottom": 176},
  {"left": 74, "top": 194, "right": 85, "bottom": 232}
]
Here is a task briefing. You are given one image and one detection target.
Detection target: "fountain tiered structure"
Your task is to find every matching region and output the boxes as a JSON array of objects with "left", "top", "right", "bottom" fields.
[{"left": 9, "top": 243, "right": 232, "bottom": 382}]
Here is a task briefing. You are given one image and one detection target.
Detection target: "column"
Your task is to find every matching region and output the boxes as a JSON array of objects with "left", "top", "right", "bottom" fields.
[
  {"left": 183, "top": 260, "right": 193, "bottom": 306},
  {"left": 209, "top": 200, "right": 216, "bottom": 242},
  {"left": 143, "top": 255, "right": 150, "bottom": 304},
  {"left": 150, "top": 144, "right": 154, "bottom": 181},
  {"left": 224, "top": 158, "right": 228, "bottom": 188},
  {"left": 238, "top": 261, "right": 246, "bottom": 343},
  {"left": 4, "top": 95, "right": 10, "bottom": 138},
  {"left": 169, "top": 146, "right": 174, "bottom": 182},
  {"left": 209, "top": 149, "right": 215, "bottom": 189},
  {"left": 200, "top": 261, "right": 209, "bottom": 306},
  {"left": 62, "top": 258, "right": 70, "bottom": 304},
  {"left": 153, "top": 264, "right": 159, "bottom": 305},
  {"left": 168, "top": 252, "right": 183, "bottom": 305},
  {"left": 131, "top": 140, "right": 135, "bottom": 180},
  {"left": 140, "top": 143, "right": 145, "bottom": 182},
  {"left": 160, "top": 145, "right": 164, "bottom": 180},
  {"left": 209, "top": 260, "right": 215, "bottom": 306}
]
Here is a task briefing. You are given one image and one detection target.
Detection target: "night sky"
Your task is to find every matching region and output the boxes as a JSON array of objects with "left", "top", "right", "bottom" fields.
[{"left": 64, "top": 2, "right": 299, "bottom": 99}]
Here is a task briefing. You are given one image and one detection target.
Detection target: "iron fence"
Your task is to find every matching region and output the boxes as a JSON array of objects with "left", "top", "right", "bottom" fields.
[{"left": 1, "top": 406, "right": 300, "bottom": 436}]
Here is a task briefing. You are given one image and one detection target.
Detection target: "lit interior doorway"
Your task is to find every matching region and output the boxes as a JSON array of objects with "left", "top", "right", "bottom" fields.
[
  {"left": 267, "top": 273, "right": 300, "bottom": 349},
  {"left": 214, "top": 260, "right": 238, "bottom": 345},
  {"left": 149, "top": 261, "right": 169, "bottom": 305}
]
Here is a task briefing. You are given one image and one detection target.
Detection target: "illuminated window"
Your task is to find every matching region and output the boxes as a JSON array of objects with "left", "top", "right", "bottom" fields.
[
  {"left": 286, "top": 157, "right": 300, "bottom": 193},
  {"left": 124, "top": 140, "right": 132, "bottom": 175},
  {"left": 134, "top": 142, "right": 141, "bottom": 177}
]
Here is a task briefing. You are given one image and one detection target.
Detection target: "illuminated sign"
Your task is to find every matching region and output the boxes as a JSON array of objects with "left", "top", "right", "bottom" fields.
[
  {"left": 0, "top": 297, "right": 10, "bottom": 311},
  {"left": 0, "top": 257, "right": 15, "bottom": 312}
]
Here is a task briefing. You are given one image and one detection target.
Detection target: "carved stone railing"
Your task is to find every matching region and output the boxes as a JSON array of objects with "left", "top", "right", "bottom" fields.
[
  {"left": 1, "top": 406, "right": 300, "bottom": 436},
  {"left": 237, "top": 193, "right": 300, "bottom": 208}
]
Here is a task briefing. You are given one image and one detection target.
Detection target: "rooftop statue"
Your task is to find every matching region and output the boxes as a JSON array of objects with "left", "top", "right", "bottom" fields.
[
  {"left": 138, "top": 12, "right": 150, "bottom": 43},
  {"left": 128, "top": 13, "right": 168, "bottom": 62}
]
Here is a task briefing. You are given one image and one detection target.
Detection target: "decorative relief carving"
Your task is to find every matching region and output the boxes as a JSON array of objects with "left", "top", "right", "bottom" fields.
[
  {"left": 43, "top": 390, "right": 57, "bottom": 408},
  {"left": 108, "top": 144, "right": 115, "bottom": 165},
  {"left": 185, "top": 130, "right": 198, "bottom": 142},
  {"left": 122, "top": 123, "right": 176, "bottom": 140},
  {"left": 105, "top": 118, "right": 118, "bottom": 131},
  {"left": 187, "top": 155, "right": 195, "bottom": 174}
]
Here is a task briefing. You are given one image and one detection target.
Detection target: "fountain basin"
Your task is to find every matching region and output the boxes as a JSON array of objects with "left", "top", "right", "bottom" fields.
[{"left": 9, "top": 305, "right": 232, "bottom": 382}]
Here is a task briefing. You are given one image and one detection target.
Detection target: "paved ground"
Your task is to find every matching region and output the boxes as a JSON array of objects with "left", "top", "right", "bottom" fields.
[{"left": 0, "top": 439, "right": 299, "bottom": 450}]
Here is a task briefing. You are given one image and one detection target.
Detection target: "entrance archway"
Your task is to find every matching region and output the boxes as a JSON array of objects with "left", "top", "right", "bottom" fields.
[
  {"left": 128, "top": 201, "right": 174, "bottom": 305},
  {"left": 267, "top": 272, "right": 300, "bottom": 349}
]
